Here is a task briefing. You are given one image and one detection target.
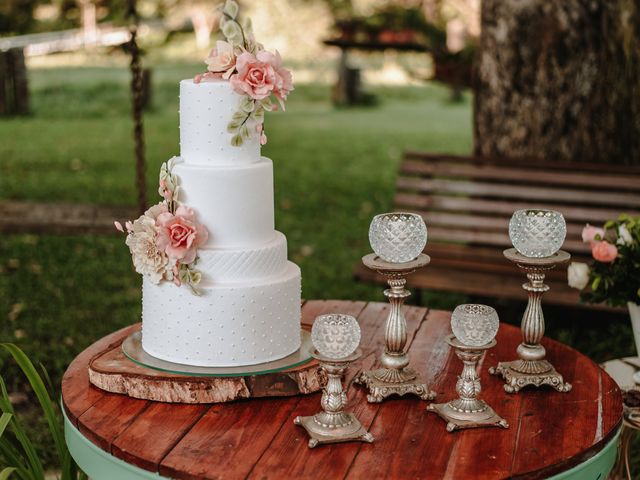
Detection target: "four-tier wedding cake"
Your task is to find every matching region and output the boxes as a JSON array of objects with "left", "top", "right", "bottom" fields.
[{"left": 117, "top": 2, "right": 301, "bottom": 367}]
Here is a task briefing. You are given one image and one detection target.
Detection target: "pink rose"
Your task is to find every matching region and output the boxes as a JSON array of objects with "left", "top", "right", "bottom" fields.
[
  {"left": 205, "top": 41, "right": 237, "bottom": 80},
  {"left": 582, "top": 224, "right": 605, "bottom": 245},
  {"left": 229, "top": 52, "right": 276, "bottom": 100},
  {"left": 592, "top": 240, "right": 618, "bottom": 263},
  {"left": 156, "top": 206, "right": 209, "bottom": 264},
  {"left": 256, "top": 50, "right": 293, "bottom": 109}
]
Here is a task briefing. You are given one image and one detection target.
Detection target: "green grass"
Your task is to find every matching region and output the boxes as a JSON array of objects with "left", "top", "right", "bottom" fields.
[{"left": 0, "top": 64, "right": 637, "bottom": 470}]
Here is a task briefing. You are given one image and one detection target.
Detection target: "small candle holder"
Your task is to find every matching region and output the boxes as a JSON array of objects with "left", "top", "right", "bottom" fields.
[
  {"left": 428, "top": 335, "right": 508, "bottom": 432},
  {"left": 428, "top": 304, "right": 508, "bottom": 432},
  {"left": 294, "top": 314, "right": 374, "bottom": 448},
  {"left": 356, "top": 212, "right": 435, "bottom": 403},
  {"left": 490, "top": 209, "right": 572, "bottom": 393}
]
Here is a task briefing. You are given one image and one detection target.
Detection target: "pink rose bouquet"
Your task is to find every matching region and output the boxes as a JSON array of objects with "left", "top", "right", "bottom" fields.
[
  {"left": 193, "top": 0, "right": 294, "bottom": 147},
  {"left": 568, "top": 215, "right": 640, "bottom": 307}
]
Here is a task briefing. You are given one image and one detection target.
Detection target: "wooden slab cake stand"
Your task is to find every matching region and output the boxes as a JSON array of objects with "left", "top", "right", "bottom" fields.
[{"left": 88, "top": 324, "right": 323, "bottom": 404}]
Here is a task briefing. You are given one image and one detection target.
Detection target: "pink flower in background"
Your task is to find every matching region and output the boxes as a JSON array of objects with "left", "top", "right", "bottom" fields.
[
  {"left": 582, "top": 224, "right": 605, "bottom": 245},
  {"left": 205, "top": 41, "right": 237, "bottom": 80},
  {"left": 156, "top": 206, "right": 209, "bottom": 264},
  {"left": 257, "top": 50, "right": 293, "bottom": 109},
  {"left": 592, "top": 241, "right": 618, "bottom": 263},
  {"left": 230, "top": 52, "right": 276, "bottom": 100}
]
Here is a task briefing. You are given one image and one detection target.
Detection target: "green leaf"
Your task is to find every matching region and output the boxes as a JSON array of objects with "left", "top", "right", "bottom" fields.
[
  {"left": 0, "top": 467, "right": 16, "bottom": 480},
  {"left": 1, "top": 344, "right": 69, "bottom": 478},
  {"left": 240, "top": 96, "right": 255, "bottom": 114},
  {"left": 231, "top": 134, "right": 244, "bottom": 146},
  {"left": 227, "top": 121, "right": 241, "bottom": 133},
  {"left": 232, "top": 110, "right": 247, "bottom": 122},
  {"left": 0, "top": 412, "right": 11, "bottom": 438},
  {"left": 223, "top": 0, "right": 239, "bottom": 19},
  {"left": 592, "top": 276, "right": 601, "bottom": 291},
  {"left": 240, "top": 124, "right": 250, "bottom": 140}
]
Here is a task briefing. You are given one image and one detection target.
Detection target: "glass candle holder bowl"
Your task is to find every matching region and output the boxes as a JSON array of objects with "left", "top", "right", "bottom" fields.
[
  {"left": 368, "top": 213, "right": 428, "bottom": 263},
  {"left": 451, "top": 304, "right": 499, "bottom": 347},
  {"left": 508, "top": 209, "right": 566, "bottom": 258},
  {"left": 311, "top": 314, "right": 361, "bottom": 359}
]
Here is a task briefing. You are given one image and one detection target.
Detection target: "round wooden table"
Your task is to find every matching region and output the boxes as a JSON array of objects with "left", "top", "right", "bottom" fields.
[{"left": 62, "top": 300, "right": 622, "bottom": 480}]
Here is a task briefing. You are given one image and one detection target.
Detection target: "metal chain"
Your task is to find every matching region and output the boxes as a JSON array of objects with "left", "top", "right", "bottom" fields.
[{"left": 127, "top": 0, "right": 146, "bottom": 215}]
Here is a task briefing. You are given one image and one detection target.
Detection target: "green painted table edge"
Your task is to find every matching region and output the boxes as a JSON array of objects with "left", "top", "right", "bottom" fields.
[
  {"left": 64, "top": 404, "right": 621, "bottom": 480},
  {"left": 548, "top": 426, "right": 621, "bottom": 480},
  {"left": 64, "top": 408, "right": 168, "bottom": 480}
]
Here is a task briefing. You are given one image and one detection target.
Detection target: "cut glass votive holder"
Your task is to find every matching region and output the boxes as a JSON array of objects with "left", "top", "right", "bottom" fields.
[
  {"left": 451, "top": 304, "right": 500, "bottom": 347},
  {"left": 508, "top": 209, "right": 566, "bottom": 258},
  {"left": 368, "top": 212, "right": 428, "bottom": 263},
  {"left": 311, "top": 314, "right": 361, "bottom": 359}
]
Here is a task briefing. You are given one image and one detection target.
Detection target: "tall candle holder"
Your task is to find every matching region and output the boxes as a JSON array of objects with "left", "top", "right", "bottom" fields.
[
  {"left": 356, "top": 213, "right": 435, "bottom": 403},
  {"left": 294, "top": 314, "right": 374, "bottom": 448},
  {"left": 490, "top": 209, "right": 572, "bottom": 393},
  {"left": 355, "top": 253, "right": 436, "bottom": 402}
]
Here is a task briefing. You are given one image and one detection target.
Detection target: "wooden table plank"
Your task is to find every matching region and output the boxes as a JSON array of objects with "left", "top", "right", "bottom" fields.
[
  {"left": 112, "top": 403, "right": 207, "bottom": 472},
  {"left": 62, "top": 324, "right": 139, "bottom": 426}
]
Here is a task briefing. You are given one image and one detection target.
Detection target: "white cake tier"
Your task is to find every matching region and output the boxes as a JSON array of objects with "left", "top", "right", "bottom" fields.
[
  {"left": 179, "top": 79, "right": 260, "bottom": 166},
  {"left": 198, "top": 231, "right": 288, "bottom": 284},
  {"left": 173, "top": 157, "right": 275, "bottom": 249},
  {"left": 142, "top": 262, "right": 302, "bottom": 367}
]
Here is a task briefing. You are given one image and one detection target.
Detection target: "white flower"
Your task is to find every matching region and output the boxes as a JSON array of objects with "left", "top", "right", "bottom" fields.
[
  {"left": 567, "top": 262, "right": 590, "bottom": 290},
  {"left": 125, "top": 211, "right": 168, "bottom": 284},
  {"left": 617, "top": 224, "right": 633, "bottom": 246}
]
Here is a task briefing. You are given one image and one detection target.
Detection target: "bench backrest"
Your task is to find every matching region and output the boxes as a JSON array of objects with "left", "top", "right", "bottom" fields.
[{"left": 395, "top": 152, "right": 640, "bottom": 256}]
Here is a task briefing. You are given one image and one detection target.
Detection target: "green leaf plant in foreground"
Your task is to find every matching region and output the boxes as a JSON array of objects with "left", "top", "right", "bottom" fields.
[{"left": 0, "top": 344, "right": 84, "bottom": 480}]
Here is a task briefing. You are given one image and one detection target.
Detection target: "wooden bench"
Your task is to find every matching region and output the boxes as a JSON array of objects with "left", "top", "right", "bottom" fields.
[{"left": 355, "top": 152, "right": 640, "bottom": 310}]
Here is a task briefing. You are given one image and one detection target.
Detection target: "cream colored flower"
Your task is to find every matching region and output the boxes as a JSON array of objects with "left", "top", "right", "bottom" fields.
[
  {"left": 567, "top": 262, "right": 590, "bottom": 290},
  {"left": 125, "top": 213, "right": 168, "bottom": 284},
  {"left": 205, "top": 41, "right": 237, "bottom": 79}
]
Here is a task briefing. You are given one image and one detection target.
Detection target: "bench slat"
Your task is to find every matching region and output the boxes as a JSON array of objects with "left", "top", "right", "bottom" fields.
[
  {"left": 400, "top": 159, "right": 640, "bottom": 191},
  {"left": 397, "top": 177, "right": 640, "bottom": 208},
  {"left": 394, "top": 193, "right": 638, "bottom": 223}
]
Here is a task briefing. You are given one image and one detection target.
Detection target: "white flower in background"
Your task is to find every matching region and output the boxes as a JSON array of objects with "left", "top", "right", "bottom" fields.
[
  {"left": 568, "top": 262, "right": 590, "bottom": 290},
  {"left": 618, "top": 224, "right": 633, "bottom": 245},
  {"left": 125, "top": 213, "right": 168, "bottom": 284}
]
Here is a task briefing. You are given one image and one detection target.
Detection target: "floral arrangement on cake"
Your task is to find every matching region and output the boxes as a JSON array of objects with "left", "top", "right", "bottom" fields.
[
  {"left": 194, "top": 0, "right": 294, "bottom": 147},
  {"left": 567, "top": 215, "right": 640, "bottom": 307},
  {"left": 115, "top": 158, "right": 208, "bottom": 294}
]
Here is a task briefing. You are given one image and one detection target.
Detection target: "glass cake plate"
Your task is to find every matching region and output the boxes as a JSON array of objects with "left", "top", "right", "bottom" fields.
[{"left": 121, "top": 329, "right": 314, "bottom": 377}]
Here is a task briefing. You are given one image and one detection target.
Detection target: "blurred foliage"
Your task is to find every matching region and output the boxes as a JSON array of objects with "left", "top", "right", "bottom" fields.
[{"left": 0, "top": 0, "right": 40, "bottom": 34}]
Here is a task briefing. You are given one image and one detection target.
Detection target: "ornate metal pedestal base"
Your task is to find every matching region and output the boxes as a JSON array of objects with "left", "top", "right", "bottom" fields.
[
  {"left": 428, "top": 400, "right": 508, "bottom": 432},
  {"left": 428, "top": 336, "right": 508, "bottom": 432},
  {"left": 491, "top": 249, "right": 572, "bottom": 394},
  {"left": 355, "top": 367, "right": 435, "bottom": 403},
  {"left": 294, "top": 413, "right": 374, "bottom": 448},
  {"left": 356, "top": 253, "right": 436, "bottom": 403},
  {"left": 490, "top": 359, "right": 571, "bottom": 393},
  {"left": 294, "top": 349, "right": 374, "bottom": 448}
]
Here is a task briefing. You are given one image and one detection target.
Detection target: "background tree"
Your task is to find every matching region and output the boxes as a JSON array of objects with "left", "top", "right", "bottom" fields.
[{"left": 474, "top": 0, "right": 640, "bottom": 165}]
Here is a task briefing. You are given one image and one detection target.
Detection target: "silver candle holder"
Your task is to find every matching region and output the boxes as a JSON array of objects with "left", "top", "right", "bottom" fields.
[
  {"left": 490, "top": 209, "right": 572, "bottom": 393},
  {"left": 294, "top": 314, "right": 374, "bottom": 448},
  {"left": 428, "top": 305, "right": 508, "bottom": 432},
  {"left": 355, "top": 213, "right": 436, "bottom": 403}
]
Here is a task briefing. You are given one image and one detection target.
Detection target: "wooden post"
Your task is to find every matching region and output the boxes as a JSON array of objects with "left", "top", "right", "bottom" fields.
[{"left": 0, "top": 48, "right": 29, "bottom": 116}]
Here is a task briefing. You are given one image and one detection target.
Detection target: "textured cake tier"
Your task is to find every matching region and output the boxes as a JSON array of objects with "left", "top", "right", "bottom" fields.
[
  {"left": 141, "top": 262, "right": 302, "bottom": 367},
  {"left": 173, "top": 157, "right": 275, "bottom": 249},
  {"left": 198, "top": 231, "right": 288, "bottom": 284},
  {"left": 179, "top": 79, "right": 260, "bottom": 166}
]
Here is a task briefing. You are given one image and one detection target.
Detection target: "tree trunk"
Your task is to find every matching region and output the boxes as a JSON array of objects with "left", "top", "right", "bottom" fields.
[{"left": 474, "top": 0, "right": 640, "bottom": 165}]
